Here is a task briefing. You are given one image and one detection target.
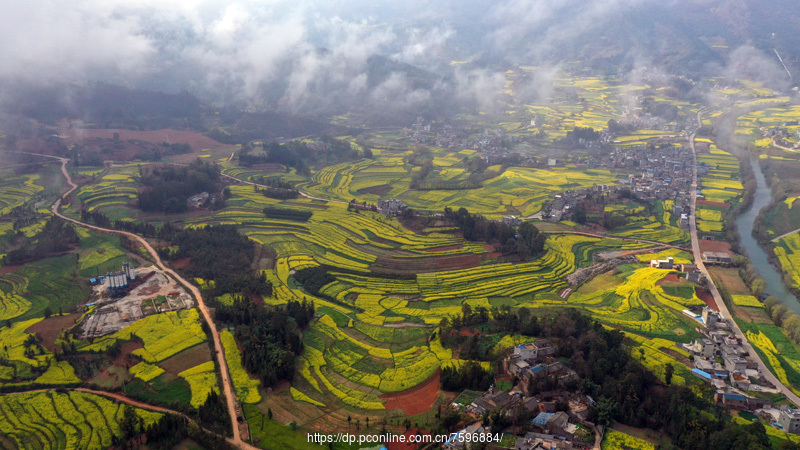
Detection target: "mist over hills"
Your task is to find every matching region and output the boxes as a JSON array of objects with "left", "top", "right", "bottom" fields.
[{"left": 0, "top": 0, "right": 797, "bottom": 128}]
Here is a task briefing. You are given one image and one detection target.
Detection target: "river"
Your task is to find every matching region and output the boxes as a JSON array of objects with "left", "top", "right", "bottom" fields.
[{"left": 734, "top": 156, "right": 800, "bottom": 312}]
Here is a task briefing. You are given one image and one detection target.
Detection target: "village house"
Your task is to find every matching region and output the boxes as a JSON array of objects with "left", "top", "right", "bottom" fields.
[
  {"left": 650, "top": 256, "right": 674, "bottom": 269},
  {"left": 469, "top": 390, "right": 517, "bottom": 416},
  {"left": 780, "top": 407, "right": 800, "bottom": 434}
]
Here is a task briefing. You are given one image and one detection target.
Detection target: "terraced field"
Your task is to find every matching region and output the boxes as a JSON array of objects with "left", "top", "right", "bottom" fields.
[
  {"left": 0, "top": 171, "right": 46, "bottom": 217},
  {"left": 610, "top": 200, "right": 689, "bottom": 244},
  {"left": 302, "top": 155, "right": 616, "bottom": 217},
  {"left": 0, "top": 254, "right": 89, "bottom": 326},
  {"left": 0, "top": 165, "right": 64, "bottom": 247},
  {"left": 566, "top": 266, "right": 704, "bottom": 340},
  {"left": 67, "top": 164, "right": 141, "bottom": 220},
  {"left": 80, "top": 309, "right": 207, "bottom": 363},
  {"left": 698, "top": 146, "right": 743, "bottom": 207},
  {"left": 0, "top": 391, "right": 161, "bottom": 449},
  {"left": 0, "top": 317, "right": 81, "bottom": 388},
  {"left": 252, "top": 234, "right": 657, "bottom": 414}
]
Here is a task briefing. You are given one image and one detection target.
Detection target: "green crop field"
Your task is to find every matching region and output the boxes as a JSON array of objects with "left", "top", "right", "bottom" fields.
[
  {"left": 602, "top": 429, "right": 655, "bottom": 450},
  {"left": 698, "top": 146, "right": 743, "bottom": 207},
  {"left": 564, "top": 266, "right": 703, "bottom": 341},
  {"left": 221, "top": 330, "right": 261, "bottom": 404},
  {"left": 67, "top": 164, "right": 142, "bottom": 220},
  {"left": 179, "top": 361, "right": 219, "bottom": 408},
  {"left": 0, "top": 317, "right": 80, "bottom": 387},
  {"left": 741, "top": 322, "right": 800, "bottom": 397},
  {"left": 303, "top": 159, "right": 616, "bottom": 217},
  {"left": 774, "top": 233, "right": 800, "bottom": 290},
  {"left": 0, "top": 391, "right": 161, "bottom": 449},
  {"left": 81, "top": 309, "right": 207, "bottom": 363}
]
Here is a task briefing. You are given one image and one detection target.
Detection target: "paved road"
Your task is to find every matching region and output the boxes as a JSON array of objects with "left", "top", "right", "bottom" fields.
[
  {"left": 18, "top": 153, "right": 250, "bottom": 447},
  {"left": 771, "top": 227, "right": 800, "bottom": 243},
  {"left": 686, "top": 119, "right": 800, "bottom": 407},
  {"left": 540, "top": 230, "right": 688, "bottom": 250}
]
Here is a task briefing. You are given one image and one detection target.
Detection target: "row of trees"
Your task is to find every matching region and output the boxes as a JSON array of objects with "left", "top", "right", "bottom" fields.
[
  {"left": 444, "top": 207, "right": 546, "bottom": 260},
  {"left": 253, "top": 182, "right": 299, "bottom": 200}
]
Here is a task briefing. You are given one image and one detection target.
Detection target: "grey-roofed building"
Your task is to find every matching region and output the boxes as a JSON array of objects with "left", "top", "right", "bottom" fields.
[{"left": 780, "top": 407, "right": 800, "bottom": 434}]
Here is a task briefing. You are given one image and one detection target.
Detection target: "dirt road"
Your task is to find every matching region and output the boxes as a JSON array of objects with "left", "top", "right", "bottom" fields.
[{"left": 20, "top": 153, "right": 249, "bottom": 447}]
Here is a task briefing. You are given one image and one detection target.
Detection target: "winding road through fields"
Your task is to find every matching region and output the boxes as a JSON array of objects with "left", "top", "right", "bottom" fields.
[
  {"left": 687, "top": 115, "right": 800, "bottom": 407},
  {"left": 17, "top": 126, "right": 799, "bottom": 445},
  {"left": 17, "top": 152, "right": 252, "bottom": 448}
]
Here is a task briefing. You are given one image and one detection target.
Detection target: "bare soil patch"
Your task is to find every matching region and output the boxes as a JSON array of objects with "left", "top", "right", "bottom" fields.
[
  {"left": 435, "top": 253, "right": 485, "bottom": 270},
  {"left": 0, "top": 264, "right": 23, "bottom": 274},
  {"left": 172, "top": 257, "right": 191, "bottom": 269},
  {"left": 357, "top": 184, "right": 393, "bottom": 196},
  {"left": 271, "top": 380, "right": 291, "bottom": 393},
  {"left": 421, "top": 244, "right": 463, "bottom": 253},
  {"left": 733, "top": 305, "right": 773, "bottom": 324},
  {"left": 371, "top": 252, "right": 488, "bottom": 274},
  {"left": 381, "top": 371, "right": 440, "bottom": 416},
  {"left": 61, "top": 128, "right": 234, "bottom": 152},
  {"left": 159, "top": 343, "right": 212, "bottom": 375},
  {"left": 699, "top": 239, "right": 732, "bottom": 253},
  {"left": 249, "top": 163, "right": 284, "bottom": 172},
  {"left": 26, "top": 313, "right": 81, "bottom": 352},
  {"left": 657, "top": 273, "right": 681, "bottom": 285},
  {"left": 696, "top": 288, "right": 718, "bottom": 311},
  {"left": 708, "top": 267, "right": 750, "bottom": 295}
]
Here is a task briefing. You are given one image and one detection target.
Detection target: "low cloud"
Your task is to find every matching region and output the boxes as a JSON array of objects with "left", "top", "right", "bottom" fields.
[{"left": 0, "top": 0, "right": 792, "bottom": 121}]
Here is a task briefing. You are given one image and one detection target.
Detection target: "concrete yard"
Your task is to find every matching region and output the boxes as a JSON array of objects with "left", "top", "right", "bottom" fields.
[{"left": 79, "top": 266, "right": 194, "bottom": 339}]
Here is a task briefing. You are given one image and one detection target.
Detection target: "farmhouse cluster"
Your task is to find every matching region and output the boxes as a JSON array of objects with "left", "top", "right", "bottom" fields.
[
  {"left": 446, "top": 340, "right": 600, "bottom": 449},
  {"left": 681, "top": 307, "right": 800, "bottom": 433}
]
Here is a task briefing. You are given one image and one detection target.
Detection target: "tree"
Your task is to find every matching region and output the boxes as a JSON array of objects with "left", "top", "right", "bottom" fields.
[
  {"left": 772, "top": 305, "right": 791, "bottom": 327},
  {"left": 573, "top": 204, "right": 587, "bottom": 224},
  {"left": 751, "top": 279, "right": 767, "bottom": 297},
  {"left": 120, "top": 404, "right": 139, "bottom": 438},
  {"left": 665, "top": 363, "right": 674, "bottom": 385},
  {"left": 43, "top": 307, "right": 52, "bottom": 319},
  {"left": 764, "top": 296, "right": 781, "bottom": 314},
  {"left": 593, "top": 397, "right": 618, "bottom": 427},
  {"left": 347, "top": 415, "right": 352, "bottom": 428},
  {"left": 785, "top": 315, "right": 800, "bottom": 343},
  {"left": 778, "top": 440, "right": 800, "bottom": 450},
  {"left": 267, "top": 408, "right": 273, "bottom": 420}
]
